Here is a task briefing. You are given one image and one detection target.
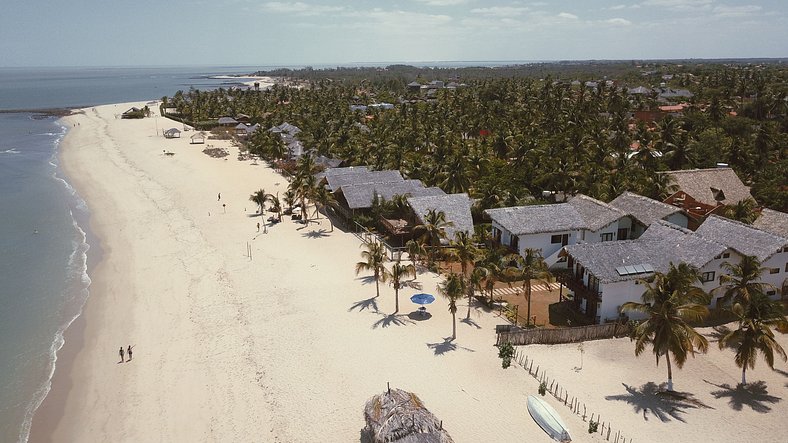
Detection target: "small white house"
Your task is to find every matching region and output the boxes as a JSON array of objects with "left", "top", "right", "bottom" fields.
[{"left": 485, "top": 194, "right": 632, "bottom": 265}]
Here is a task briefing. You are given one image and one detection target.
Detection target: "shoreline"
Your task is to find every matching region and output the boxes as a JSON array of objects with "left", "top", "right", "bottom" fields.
[{"left": 26, "top": 101, "right": 788, "bottom": 443}]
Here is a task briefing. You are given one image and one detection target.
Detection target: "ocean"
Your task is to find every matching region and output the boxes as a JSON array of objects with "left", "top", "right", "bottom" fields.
[{"left": 0, "top": 66, "right": 267, "bottom": 443}]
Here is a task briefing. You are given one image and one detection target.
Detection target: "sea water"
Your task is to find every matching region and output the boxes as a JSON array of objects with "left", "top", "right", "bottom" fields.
[{"left": 0, "top": 66, "right": 266, "bottom": 443}]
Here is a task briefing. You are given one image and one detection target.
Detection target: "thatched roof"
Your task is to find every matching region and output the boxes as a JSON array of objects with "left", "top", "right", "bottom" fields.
[
  {"left": 408, "top": 193, "right": 473, "bottom": 242},
  {"left": 326, "top": 170, "right": 404, "bottom": 193},
  {"left": 661, "top": 168, "right": 753, "bottom": 206},
  {"left": 754, "top": 208, "right": 788, "bottom": 238},
  {"left": 341, "top": 180, "right": 444, "bottom": 210},
  {"left": 362, "top": 388, "right": 454, "bottom": 443},
  {"left": 695, "top": 215, "right": 787, "bottom": 262},
  {"left": 609, "top": 191, "right": 686, "bottom": 227}
]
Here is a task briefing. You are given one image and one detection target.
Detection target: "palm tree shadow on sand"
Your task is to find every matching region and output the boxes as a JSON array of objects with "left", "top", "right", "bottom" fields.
[
  {"left": 371, "top": 313, "right": 415, "bottom": 329},
  {"left": 604, "top": 382, "right": 712, "bottom": 422},
  {"left": 301, "top": 228, "right": 329, "bottom": 239},
  {"left": 349, "top": 296, "right": 379, "bottom": 313},
  {"left": 705, "top": 380, "right": 781, "bottom": 413},
  {"left": 426, "top": 337, "right": 475, "bottom": 356},
  {"left": 460, "top": 317, "right": 482, "bottom": 329}
]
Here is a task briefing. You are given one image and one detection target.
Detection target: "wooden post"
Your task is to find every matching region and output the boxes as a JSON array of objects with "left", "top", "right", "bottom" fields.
[
  {"left": 387, "top": 382, "right": 390, "bottom": 394},
  {"left": 607, "top": 426, "right": 611, "bottom": 440}
]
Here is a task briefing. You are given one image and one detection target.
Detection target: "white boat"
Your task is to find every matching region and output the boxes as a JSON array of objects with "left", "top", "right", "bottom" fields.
[{"left": 527, "top": 395, "right": 572, "bottom": 442}]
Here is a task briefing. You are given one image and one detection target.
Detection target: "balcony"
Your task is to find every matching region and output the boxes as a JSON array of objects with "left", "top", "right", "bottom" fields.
[{"left": 555, "top": 271, "right": 601, "bottom": 303}]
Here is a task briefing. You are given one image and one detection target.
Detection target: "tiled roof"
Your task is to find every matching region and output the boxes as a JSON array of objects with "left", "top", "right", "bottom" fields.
[
  {"left": 485, "top": 194, "right": 626, "bottom": 235},
  {"left": 565, "top": 221, "right": 726, "bottom": 283},
  {"left": 695, "top": 215, "right": 787, "bottom": 262},
  {"left": 753, "top": 208, "right": 788, "bottom": 238},
  {"left": 341, "top": 180, "right": 443, "bottom": 210},
  {"left": 408, "top": 193, "right": 473, "bottom": 242},
  {"left": 662, "top": 168, "right": 754, "bottom": 206},
  {"left": 609, "top": 191, "right": 685, "bottom": 226}
]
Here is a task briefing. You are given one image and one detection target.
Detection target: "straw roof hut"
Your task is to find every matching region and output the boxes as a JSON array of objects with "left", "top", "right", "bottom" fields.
[{"left": 362, "top": 388, "right": 454, "bottom": 443}]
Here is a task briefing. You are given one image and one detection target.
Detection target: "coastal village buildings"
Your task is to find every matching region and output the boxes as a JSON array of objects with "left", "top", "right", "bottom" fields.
[
  {"left": 269, "top": 122, "right": 304, "bottom": 159},
  {"left": 560, "top": 215, "right": 788, "bottom": 324},
  {"left": 661, "top": 167, "right": 755, "bottom": 227},
  {"left": 754, "top": 208, "right": 788, "bottom": 238},
  {"left": 485, "top": 194, "right": 633, "bottom": 266},
  {"left": 608, "top": 191, "right": 689, "bottom": 237}
]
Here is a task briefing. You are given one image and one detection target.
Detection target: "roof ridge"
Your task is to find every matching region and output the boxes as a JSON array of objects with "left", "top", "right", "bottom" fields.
[{"left": 705, "top": 214, "right": 787, "bottom": 240}]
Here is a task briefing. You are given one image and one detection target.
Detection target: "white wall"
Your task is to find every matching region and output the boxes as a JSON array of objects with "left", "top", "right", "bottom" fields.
[
  {"left": 665, "top": 212, "right": 689, "bottom": 229},
  {"left": 598, "top": 280, "right": 643, "bottom": 323}
]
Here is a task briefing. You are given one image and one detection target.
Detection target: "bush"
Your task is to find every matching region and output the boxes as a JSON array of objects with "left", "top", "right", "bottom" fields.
[
  {"left": 538, "top": 381, "right": 547, "bottom": 396},
  {"left": 588, "top": 419, "right": 599, "bottom": 434},
  {"left": 497, "top": 342, "right": 514, "bottom": 369}
]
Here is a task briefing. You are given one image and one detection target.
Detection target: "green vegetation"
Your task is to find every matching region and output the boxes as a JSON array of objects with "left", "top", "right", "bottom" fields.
[{"left": 497, "top": 342, "right": 515, "bottom": 369}]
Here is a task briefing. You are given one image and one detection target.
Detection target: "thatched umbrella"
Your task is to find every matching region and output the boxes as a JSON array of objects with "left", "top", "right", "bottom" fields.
[{"left": 362, "top": 388, "right": 454, "bottom": 443}]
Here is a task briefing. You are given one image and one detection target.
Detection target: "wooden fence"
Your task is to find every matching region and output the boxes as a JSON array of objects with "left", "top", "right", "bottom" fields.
[{"left": 496, "top": 322, "right": 631, "bottom": 346}]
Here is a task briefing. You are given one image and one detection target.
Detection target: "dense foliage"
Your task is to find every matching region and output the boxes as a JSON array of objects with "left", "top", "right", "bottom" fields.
[{"left": 165, "top": 61, "right": 788, "bottom": 212}]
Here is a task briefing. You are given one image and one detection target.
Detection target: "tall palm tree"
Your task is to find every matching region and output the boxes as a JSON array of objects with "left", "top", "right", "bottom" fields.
[
  {"left": 713, "top": 255, "right": 775, "bottom": 307},
  {"left": 722, "top": 198, "right": 759, "bottom": 224},
  {"left": 621, "top": 263, "right": 711, "bottom": 391},
  {"left": 438, "top": 273, "right": 466, "bottom": 340},
  {"left": 414, "top": 209, "right": 452, "bottom": 267},
  {"left": 249, "top": 189, "right": 268, "bottom": 215},
  {"left": 504, "top": 249, "right": 551, "bottom": 327},
  {"left": 449, "top": 231, "right": 479, "bottom": 318},
  {"left": 719, "top": 293, "right": 788, "bottom": 385},
  {"left": 384, "top": 260, "right": 417, "bottom": 313},
  {"left": 312, "top": 185, "right": 336, "bottom": 231},
  {"left": 405, "top": 239, "right": 426, "bottom": 270},
  {"left": 355, "top": 240, "right": 388, "bottom": 298}
]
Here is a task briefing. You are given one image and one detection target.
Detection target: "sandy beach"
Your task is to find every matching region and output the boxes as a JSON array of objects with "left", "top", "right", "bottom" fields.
[{"left": 28, "top": 102, "right": 788, "bottom": 442}]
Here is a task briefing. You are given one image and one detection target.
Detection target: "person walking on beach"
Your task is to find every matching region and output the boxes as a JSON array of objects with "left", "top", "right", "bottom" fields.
[
  {"left": 119, "top": 346, "right": 124, "bottom": 363},
  {"left": 218, "top": 192, "right": 221, "bottom": 201},
  {"left": 257, "top": 222, "right": 260, "bottom": 232},
  {"left": 127, "top": 345, "right": 133, "bottom": 362}
]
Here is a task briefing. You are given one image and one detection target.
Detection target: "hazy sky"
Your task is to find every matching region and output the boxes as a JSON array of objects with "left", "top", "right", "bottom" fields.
[{"left": 1, "top": 0, "right": 786, "bottom": 67}]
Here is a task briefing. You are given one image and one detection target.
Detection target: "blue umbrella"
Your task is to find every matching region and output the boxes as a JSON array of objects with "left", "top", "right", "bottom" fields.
[{"left": 410, "top": 293, "right": 435, "bottom": 305}]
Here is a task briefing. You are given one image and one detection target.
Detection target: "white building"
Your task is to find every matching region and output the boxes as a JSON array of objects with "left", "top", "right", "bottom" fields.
[
  {"left": 485, "top": 194, "right": 633, "bottom": 265},
  {"left": 559, "top": 217, "right": 788, "bottom": 324}
]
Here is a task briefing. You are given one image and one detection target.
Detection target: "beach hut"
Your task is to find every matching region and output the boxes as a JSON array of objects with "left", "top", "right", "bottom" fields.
[
  {"left": 190, "top": 132, "right": 206, "bottom": 144},
  {"left": 217, "top": 116, "right": 238, "bottom": 127},
  {"left": 362, "top": 388, "right": 454, "bottom": 443},
  {"left": 164, "top": 128, "right": 181, "bottom": 139}
]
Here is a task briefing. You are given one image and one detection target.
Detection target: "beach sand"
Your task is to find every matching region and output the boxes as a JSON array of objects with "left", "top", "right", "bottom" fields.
[{"left": 29, "top": 102, "right": 787, "bottom": 442}]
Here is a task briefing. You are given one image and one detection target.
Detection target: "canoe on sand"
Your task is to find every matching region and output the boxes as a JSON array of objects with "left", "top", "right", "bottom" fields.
[{"left": 527, "top": 395, "right": 571, "bottom": 442}]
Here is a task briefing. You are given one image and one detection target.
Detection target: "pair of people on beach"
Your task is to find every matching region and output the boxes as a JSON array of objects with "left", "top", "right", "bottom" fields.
[{"left": 118, "top": 345, "right": 133, "bottom": 363}]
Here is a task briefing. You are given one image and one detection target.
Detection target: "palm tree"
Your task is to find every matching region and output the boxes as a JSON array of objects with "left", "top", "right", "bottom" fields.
[
  {"left": 405, "top": 239, "right": 425, "bottom": 270},
  {"left": 719, "top": 293, "right": 788, "bottom": 385},
  {"left": 504, "top": 249, "right": 551, "bottom": 327},
  {"left": 438, "top": 273, "right": 466, "bottom": 340},
  {"left": 449, "top": 231, "right": 479, "bottom": 318},
  {"left": 722, "top": 198, "right": 759, "bottom": 224},
  {"left": 355, "top": 240, "right": 388, "bottom": 298},
  {"left": 312, "top": 185, "right": 336, "bottom": 231},
  {"left": 620, "top": 263, "right": 711, "bottom": 391},
  {"left": 384, "top": 260, "right": 417, "bottom": 313},
  {"left": 249, "top": 189, "right": 268, "bottom": 215},
  {"left": 413, "top": 209, "right": 452, "bottom": 267},
  {"left": 713, "top": 255, "right": 775, "bottom": 307}
]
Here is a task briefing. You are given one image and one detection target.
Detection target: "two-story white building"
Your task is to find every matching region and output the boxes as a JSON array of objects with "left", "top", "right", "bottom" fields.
[
  {"left": 608, "top": 191, "right": 690, "bottom": 237},
  {"left": 485, "top": 194, "right": 633, "bottom": 265},
  {"left": 558, "top": 215, "right": 788, "bottom": 324}
]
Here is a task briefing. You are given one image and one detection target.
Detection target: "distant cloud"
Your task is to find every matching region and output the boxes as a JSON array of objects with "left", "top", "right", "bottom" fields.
[
  {"left": 605, "top": 18, "right": 633, "bottom": 26},
  {"left": 411, "top": 0, "right": 470, "bottom": 6},
  {"left": 641, "top": 0, "right": 712, "bottom": 10},
  {"left": 557, "top": 12, "right": 579, "bottom": 20},
  {"left": 713, "top": 5, "right": 762, "bottom": 18},
  {"left": 262, "top": 2, "right": 344, "bottom": 15},
  {"left": 610, "top": 4, "right": 628, "bottom": 10},
  {"left": 470, "top": 6, "right": 530, "bottom": 17}
]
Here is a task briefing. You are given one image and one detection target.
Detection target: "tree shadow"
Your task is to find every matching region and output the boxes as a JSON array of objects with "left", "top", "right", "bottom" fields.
[
  {"left": 349, "top": 296, "right": 379, "bottom": 313},
  {"left": 706, "top": 380, "right": 782, "bottom": 413},
  {"left": 355, "top": 275, "right": 377, "bottom": 285},
  {"left": 372, "top": 313, "right": 415, "bottom": 329},
  {"left": 604, "top": 382, "right": 711, "bottom": 423},
  {"left": 426, "top": 337, "right": 475, "bottom": 356},
  {"left": 301, "top": 228, "right": 329, "bottom": 239},
  {"left": 460, "top": 317, "right": 482, "bottom": 329},
  {"left": 402, "top": 280, "right": 423, "bottom": 290}
]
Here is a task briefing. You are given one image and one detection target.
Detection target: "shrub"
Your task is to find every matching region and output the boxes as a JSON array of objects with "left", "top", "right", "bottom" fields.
[
  {"left": 538, "top": 381, "right": 547, "bottom": 396},
  {"left": 588, "top": 419, "right": 599, "bottom": 434},
  {"left": 498, "top": 342, "right": 514, "bottom": 369}
]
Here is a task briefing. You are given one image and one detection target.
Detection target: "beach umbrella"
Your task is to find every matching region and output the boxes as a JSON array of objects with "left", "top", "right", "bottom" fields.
[{"left": 410, "top": 293, "right": 435, "bottom": 305}]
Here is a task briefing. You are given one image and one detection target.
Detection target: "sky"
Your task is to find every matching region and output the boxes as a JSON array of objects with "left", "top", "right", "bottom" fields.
[{"left": 0, "top": 0, "right": 786, "bottom": 67}]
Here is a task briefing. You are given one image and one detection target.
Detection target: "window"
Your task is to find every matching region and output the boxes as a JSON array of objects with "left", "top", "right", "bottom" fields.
[
  {"left": 785, "top": 262, "right": 788, "bottom": 272},
  {"left": 492, "top": 226, "right": 502, "bottom": 243},
  {"left": 722, "top": 252, "right": 730, "bottom": 259},
  {"left": 600, "top": 233, "right": 614, "bottom": 242},
  {"left": 551, "top": 234, "right": 569, "bottom": 245},
  {"left": 769, "top": 268, "right": 779, "bottom": 274},
  {"left": 701, "top": 271, "right": 715, "bottom": 282},
  {"left": 766, "top": 290, "right": 776, "bottom": 296},
  {"left": 617, "top": 228, "right": 629, "bottom": 240},
  {"left": 510, "top": 235, "right": 519, "bottom": 251}
]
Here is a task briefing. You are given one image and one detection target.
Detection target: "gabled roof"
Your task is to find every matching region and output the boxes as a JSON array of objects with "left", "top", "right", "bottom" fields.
[
  {"left": 609, "top": 191, "right": 686, "bottom": 226},
  {"left": 695, "top": 215, "right": 787, "bottom": 262},
  {"left": 341, "top": 180, "right": 443, "bottom": 210},
  {"left": 408, "top": 193, "right": 473, "bottom": 242},
  {"left": 662, "top": 168, "right": 754, "bottom": 206},
  {"left": 565, "top": 221, "right": 726, "bottom": 283},
  {"left": 326, "top": 170, "right": 403, "bottom": 193},
  {"left": 628, "top": 86, "right": 650, "bottom": 95},
  {"left": 164, "top": 128, "right": 180, "bottom": 134},
  {"left": 217, "top": 116, "right": 238, "bottom": 124},
  {"left": 753, "top": 208, "right": 788, "bottom": 238},
  {"left": 567, "top": 195, "right": 628, "bottom": 232},
  {"left": 485, "top": 194, "right": 626, "bottom": 235},
  {"left": 190, "top": 132, "right": 206, "bottom": 140}
]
